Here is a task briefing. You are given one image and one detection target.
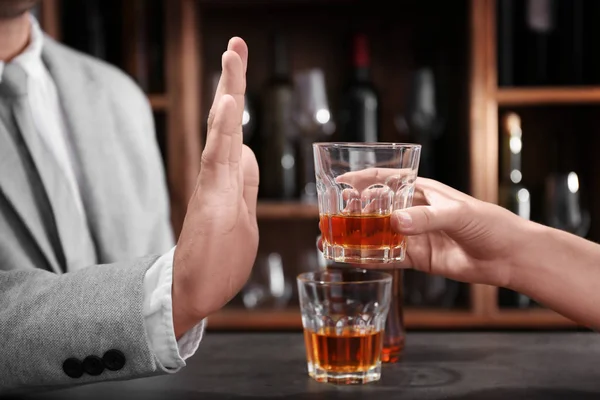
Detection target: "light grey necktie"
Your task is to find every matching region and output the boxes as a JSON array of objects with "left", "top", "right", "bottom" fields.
[{"left": 1, "top": 62, "right": 97, "bottom": 271}]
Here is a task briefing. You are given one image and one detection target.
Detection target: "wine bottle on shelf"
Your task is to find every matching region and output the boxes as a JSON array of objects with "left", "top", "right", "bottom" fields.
[
  {"left": 524, "top": 0, "right": 557, "bottom": 86},
  {"left": 583, "top": 0, "right": 600, "bottom": 84},
  {"left": 126, "top": 0, "right": 166, "bottom": 93},
  {"left": 497, "top": 0, "right": 515, "bottom": 86},
  {"left": 381, "top": 269, "right": 406, "bottom": 364},
  {"left": 146, "top": 0, "right": 166, "bottom": 93},
  {"left": 554, "top": 0, "right": 584, "bottom": 85},
  {"left": 259, "top": 32, "right": 298, "bottom": 200},
  {"left": 338, "top": 32, "right": 380, "bottom": 143},
  {"left": 500, "top": 0, "right": 587, "bottom": 86},
  {"left": 337, "top": 32, "right": 404, "bottom": 362},
  {"left": 497, "top": 112, "right": 534, "bottom": 308},
  {"left": 61, "top": 0, "right": 124, "bottom": 68},
  {"left": 61, "top": 0, "right": 106, "bottom": 60},
  {"left": 124, "top": 0, "right": 149, "bottom": 92}
]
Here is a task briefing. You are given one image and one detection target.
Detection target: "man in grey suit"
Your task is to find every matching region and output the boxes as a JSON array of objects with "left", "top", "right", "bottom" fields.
[{"left": 0, "top": 0, "right": 259, "bottom": 392}]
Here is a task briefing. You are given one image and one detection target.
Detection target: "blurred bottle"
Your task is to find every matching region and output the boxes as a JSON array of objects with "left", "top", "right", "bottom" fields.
[
  {"left": 499, "top": 0, "right": 586, "bottom": 86},
  {"left": 338, "top": 32, "right": 379, "bottom": 143},
  {"left": 260, "top": 32, "right": 298, "bottom": 199},
  {"left": 524, "top": 0, "right": 556, "bottom": 85},
  {"left": 381, "top": 269, "right": 405, "bottom": 363},
  {"left": 61, "top": 0, "right": 123, "bottom": 68},
  {"left": 338, "top": 32, "right": 403, "bottom": 361},
  {"left": 497, "top": 0, "right": 516, "bottom": 86},
  {"left": 497, "top": 112, "right": 533, "bottom": 308}
]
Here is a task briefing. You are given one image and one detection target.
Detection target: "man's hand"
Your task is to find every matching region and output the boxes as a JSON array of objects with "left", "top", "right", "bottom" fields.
[{"left": 171, "top": 37, "right": 259, "bottom": 337}]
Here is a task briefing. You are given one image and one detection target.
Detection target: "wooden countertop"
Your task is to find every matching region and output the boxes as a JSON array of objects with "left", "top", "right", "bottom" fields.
[{"left": 11, "top": 332, "right": 600, "bottom": 399}]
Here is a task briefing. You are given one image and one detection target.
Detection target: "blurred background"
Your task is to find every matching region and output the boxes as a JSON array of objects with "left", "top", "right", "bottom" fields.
[{"left": 35, "top": 0, "right": 599, "bottom": 332}]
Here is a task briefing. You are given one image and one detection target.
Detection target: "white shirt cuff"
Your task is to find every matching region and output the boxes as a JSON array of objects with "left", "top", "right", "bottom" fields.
[{"left": 142, "top": 246, "right": 206, "bottom": 372}]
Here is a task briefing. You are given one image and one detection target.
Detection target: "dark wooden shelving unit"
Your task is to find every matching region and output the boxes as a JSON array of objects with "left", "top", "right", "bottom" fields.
[{"left": 40, "top": 0, "right": 588, "bottom": 331}]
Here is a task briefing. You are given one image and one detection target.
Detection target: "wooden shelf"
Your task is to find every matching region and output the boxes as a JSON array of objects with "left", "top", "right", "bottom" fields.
[
  {"left": 497, "top": 87, "right": 600, "bottom": 106},
  {"left": 256, "top": 201, "right": 319, "bottom": 219},
  {"left": 206, "top": 307, "right": 579, "bottom": 330},
  {"left": 148, "top": 94, "right": 169, "bottom": 111}
]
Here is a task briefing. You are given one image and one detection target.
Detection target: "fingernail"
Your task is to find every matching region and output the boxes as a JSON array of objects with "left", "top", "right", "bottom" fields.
[{"left": 395, "top": 211, "right": 413, "bottom": 228}]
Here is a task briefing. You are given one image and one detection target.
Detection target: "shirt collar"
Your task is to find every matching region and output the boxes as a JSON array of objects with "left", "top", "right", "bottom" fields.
[{"left": 0, "top": 14, "right": 45, "bottom": 83}]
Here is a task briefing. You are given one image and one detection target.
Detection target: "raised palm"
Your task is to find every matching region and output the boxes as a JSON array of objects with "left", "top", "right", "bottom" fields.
[{"left": 173, "top": 37, "right": 260, "bottom": 324}]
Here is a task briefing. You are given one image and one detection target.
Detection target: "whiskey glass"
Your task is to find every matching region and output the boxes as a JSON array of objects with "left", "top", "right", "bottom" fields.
[
  {"left": 297, "top": 269, "right": 392, "bottom": 384},
  {"left": 313, "top": 142, "right": 421, "bottom": 264}
]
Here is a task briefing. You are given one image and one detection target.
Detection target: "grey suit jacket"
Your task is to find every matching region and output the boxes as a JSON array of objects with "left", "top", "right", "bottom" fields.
[{"left": 0, "top": 37, "right": 175, "bottom": 392}]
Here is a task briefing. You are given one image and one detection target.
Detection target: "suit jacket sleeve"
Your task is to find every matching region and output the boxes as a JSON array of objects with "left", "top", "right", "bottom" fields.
[{"left": 0, "top": 256, "right": 167, "bottom": 393}]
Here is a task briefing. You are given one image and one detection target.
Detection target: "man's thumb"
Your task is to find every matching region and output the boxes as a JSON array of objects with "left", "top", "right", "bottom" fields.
[{"left": 391, "top": 205, "right": 457, "bottom": 235}]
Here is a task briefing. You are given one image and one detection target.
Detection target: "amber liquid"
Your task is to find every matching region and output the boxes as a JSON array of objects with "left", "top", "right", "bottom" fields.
[
  {"left": 382, "top": 269, "right": 406, "bottom": 363},
  {"left": 382, "top": 330, "right": 405, "bottom": 363},
  {"left": 304, "top": 327, "right": 383, "bottom": 373},
  {"left": 319, "top": 214, "right": 404, "bottom": 249}
]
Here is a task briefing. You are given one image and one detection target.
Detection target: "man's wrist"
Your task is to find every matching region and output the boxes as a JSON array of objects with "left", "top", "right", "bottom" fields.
[
  {"left": 172, "top": 266, "right": 207, "bottom": 340},
  {"left": 172, "top": 287, "right": 200, "bottom": 340}
]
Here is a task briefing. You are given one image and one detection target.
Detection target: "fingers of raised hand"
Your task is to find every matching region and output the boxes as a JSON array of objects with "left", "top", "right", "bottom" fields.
[
  {"left": 227, "top": 37, "right": 248, "bottom": 72},
  {"left": 209, "top": 38, "right": 247, "bottom": 118},
  {"left": 205, "top": 38, "right": 247, "bottom": 165},
  {"left": 200, "top": 94, "right": 240, "bottom": 188},
  {"left": 201, "top": 38, "right": 248, "bottom": 188},
  {"left": 241, "top": 145, "right": 259, "bottom": 219}
]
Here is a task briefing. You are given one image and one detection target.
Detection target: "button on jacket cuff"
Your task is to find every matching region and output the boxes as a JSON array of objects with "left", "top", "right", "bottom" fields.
[
  {"left": 62, "top": 358, "right": 83, "bottom": 379},
  {"left": 82, "top": 355, "right": 104, "bottom": 376},
  {"left": 102, "top": 349, "right": 126, "bottom": 371},
  {"left": 142, "top": 246, "right": 206, "bottom": 371}
]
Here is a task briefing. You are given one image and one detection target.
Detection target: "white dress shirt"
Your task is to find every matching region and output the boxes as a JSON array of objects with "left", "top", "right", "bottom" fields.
[{"left": 0, "top": 15, "right": 205, "bottom": 371}]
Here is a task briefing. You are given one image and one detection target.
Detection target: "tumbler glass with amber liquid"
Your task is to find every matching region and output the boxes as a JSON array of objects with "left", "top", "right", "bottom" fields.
[
  {"left": 297, "top": 269, "right": 392, "bottom": 384},
  {"left": 313, "top": 143, "right": 417, "bottom": 363},
  {"left": 313, "top": 142, "right": 421, "bottom": 264}
]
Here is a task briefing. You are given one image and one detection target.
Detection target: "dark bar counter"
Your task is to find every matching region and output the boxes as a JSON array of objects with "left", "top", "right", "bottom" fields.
[{"left": 10, "top": 332, "right": 600, "bottom": 399}]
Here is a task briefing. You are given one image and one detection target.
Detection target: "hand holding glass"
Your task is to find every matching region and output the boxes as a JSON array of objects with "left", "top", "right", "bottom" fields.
[{"left": 313, "top": 143, "right": 421, "bottom": 264}]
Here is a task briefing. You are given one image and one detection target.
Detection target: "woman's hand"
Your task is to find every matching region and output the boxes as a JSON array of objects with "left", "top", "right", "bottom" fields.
[{"left": 318, "top": 176, "right": 530, "bottom": 289}]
